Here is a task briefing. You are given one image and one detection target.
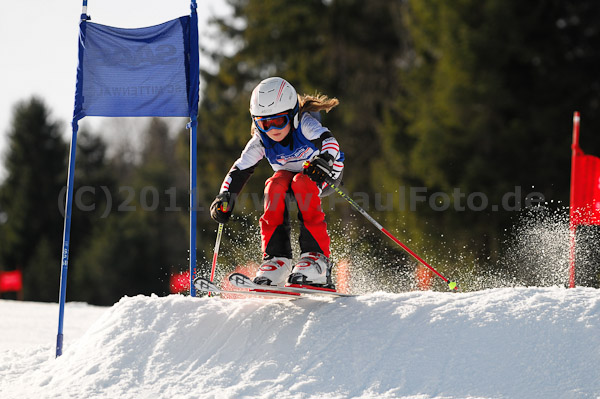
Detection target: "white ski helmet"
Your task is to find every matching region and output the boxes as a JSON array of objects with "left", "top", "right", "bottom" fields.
[{"left": 250, "top": 77, "right": 300, "bottom": 128}]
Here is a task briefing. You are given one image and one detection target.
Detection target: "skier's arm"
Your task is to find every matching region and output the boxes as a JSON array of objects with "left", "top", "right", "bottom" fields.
[
  {"left": 319, "top": 135, "right": 341, "bottom": 161},
  {"left": 220, "top": 163, "right": 259, "bottom": 196},
  {"left": 302, "top": 113, "right": 344, "bottom": 182},
  {"left": 302, "top": 113, "right": 342, "bottom": 159},
  {"left": 219, "top": 135, "right": 264, "bottom": 195},
  {"left": 211, "top": 136, "right": 264, "bottom": 224}
]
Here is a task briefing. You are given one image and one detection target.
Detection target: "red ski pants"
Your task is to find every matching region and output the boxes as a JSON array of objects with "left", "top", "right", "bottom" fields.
[{"left": 260, "top": 170, "right": 330, "bottom": 259}]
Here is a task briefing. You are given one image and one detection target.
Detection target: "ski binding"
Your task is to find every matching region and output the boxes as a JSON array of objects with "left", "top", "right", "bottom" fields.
[{"left": 228, "top": 273, "right": 355, "bottom": 298}]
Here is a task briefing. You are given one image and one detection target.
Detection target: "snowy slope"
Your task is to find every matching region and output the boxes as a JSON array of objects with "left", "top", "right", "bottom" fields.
[
  {"left": 1, "top": 288, "right": 599, "bottom": 399},
  {"left": 0, "top": 300, "right": 106, "bottom": 351}
]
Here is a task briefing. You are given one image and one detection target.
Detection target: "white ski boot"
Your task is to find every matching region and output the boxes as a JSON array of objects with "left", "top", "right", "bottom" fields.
[
  {"left": 288, "top": 252, "right": 334, "bottom": 288},
  {"left": 253, "top": 257, "right": 292, "bottom": 286}
]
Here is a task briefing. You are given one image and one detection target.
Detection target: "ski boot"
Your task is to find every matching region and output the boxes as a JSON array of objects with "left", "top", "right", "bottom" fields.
[
  {"left": 253, "top": 257, "right": 292, "bottom": 286},
  {"left": 288, "top": 252, "right": 334, "bottom": 289}
]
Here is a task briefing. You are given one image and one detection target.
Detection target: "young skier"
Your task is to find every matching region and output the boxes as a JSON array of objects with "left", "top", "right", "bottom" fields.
[{"left": 210, "top": 77, "right": 344, "bottom": 288}]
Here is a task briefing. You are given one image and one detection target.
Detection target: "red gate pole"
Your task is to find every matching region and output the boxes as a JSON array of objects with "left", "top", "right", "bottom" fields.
[{"left": 568, "top": 111, "right": 581, "bottom": 288}]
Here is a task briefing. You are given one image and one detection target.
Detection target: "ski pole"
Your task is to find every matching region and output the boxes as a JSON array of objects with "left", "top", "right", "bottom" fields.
[
  {"left": 312, "top": 165, "right": 458, "bottom": 291},
  {"left": 208, "top": 223, "right": 224, "bottom": 297},
  {"left": 208, "top": 199, "right": 231, "bottom": 296}
]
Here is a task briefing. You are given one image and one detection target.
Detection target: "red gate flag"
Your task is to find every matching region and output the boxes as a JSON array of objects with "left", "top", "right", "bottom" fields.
[
  {"left": 571, "top": 154, "right": 600, "bottom": 224},
  {"left": 568, "top": 111, "right": 600, "bottom": 288},
  {"left": 570, "top": 112, "right": 600, "bottom": 225},
  {"left": 0, "top": 270, "right": 23, "bottom": 292}
]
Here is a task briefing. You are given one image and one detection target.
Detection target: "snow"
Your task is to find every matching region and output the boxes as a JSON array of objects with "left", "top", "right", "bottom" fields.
[{"left": 1, "top": 288, "right": 600, "bottom": 398}]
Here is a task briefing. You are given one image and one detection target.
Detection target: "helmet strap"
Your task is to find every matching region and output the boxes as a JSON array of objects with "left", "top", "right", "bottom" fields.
[{"left": 290, "top": 100, "right": 300, "bottom": 129}]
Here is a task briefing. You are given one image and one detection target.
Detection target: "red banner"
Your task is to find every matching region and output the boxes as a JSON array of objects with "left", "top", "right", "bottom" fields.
[
  {"left": 569, "top": 111, "right": 600, "bottom": 288},
  {"left": 570, "top": 153, "right": 600, "bottom": 225},
  {"left": 570, "top": 111, "right": 600, "bottom": 226},
  {"left": 0, "top": 270, "right": 23, "bottom": 292}
]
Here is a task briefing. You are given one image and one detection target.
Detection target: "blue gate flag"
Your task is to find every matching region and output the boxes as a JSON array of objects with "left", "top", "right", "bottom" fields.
[{"left": 73, "top": 17, "right": 196, "bottom": 120}]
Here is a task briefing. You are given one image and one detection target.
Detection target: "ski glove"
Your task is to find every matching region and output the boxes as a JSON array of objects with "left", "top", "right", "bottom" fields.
[
  {"left": 303, "top": 153, "right": 335, "bottom": 185},
  {"left": 210, "top": 192, "right": 233, "bottom": 224}
]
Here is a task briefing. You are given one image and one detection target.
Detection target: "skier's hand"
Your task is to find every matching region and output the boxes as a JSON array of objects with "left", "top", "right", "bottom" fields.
[
  {"left": 210, "top": 192, "right": 233, "bottom": 224},
  {"left": 303, "top": 153, "right": 334, "bottom": 185}
]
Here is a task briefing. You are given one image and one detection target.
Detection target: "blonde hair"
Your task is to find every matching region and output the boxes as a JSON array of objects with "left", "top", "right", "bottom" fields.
[
  {"left": 250, "top": 92, "right": 339, "bottom": 135},
  {"left": 298, "top": 93, "right": 339, "bottom": 114}
]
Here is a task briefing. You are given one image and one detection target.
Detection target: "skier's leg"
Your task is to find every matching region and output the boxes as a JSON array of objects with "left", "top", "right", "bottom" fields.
[
  {"left": 291, "top": 173, "right": 330, "bottom": 257},
  {"left": 255, "top": 170, "right": 294, "bottom": 285},
  {"left": 288, "top": 173, "right": 333, "bottom": 286}
]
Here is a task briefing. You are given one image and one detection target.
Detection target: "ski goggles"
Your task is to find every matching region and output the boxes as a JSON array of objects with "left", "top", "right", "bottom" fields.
[{"left": 253, "top": 112, "right": 290, "bottom": 133}]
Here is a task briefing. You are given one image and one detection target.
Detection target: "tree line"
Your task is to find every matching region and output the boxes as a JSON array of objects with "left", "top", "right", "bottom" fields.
[{"left": 2, "top": 0, "right": 600, "bottom": 304}]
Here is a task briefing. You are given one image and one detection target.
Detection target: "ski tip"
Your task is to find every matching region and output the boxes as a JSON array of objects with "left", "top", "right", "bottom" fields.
[
  {"left": 193, "top": 276, "right": 221, "bottom": 294},
  {"left": 228, "top": 272, "right": 256, "bottom": 289},
  {"left": 448, "top": 281, "right": 459, "bottom": 291}
]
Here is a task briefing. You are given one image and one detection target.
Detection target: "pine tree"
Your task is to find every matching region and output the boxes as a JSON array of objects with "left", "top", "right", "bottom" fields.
[{"left": 0, "top": 97, "right": 66, "bottom": 300}]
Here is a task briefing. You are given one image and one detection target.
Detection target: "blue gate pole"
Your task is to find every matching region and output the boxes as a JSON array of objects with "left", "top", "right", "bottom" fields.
[
  {"left": 57, "top": 0, "right": 87, "bottom": 357},
  {"left": 189, "top": 120, "right": 197, "bottom": 297},
  {"left": 189, "top": 0, "right": 199, "bottom": 297},
  {"left": 56, "top": 121, "right": 79, "bottom": 357}
]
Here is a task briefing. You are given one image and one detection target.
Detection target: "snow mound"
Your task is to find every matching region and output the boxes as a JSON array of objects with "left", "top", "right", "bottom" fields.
[{"left": 2, "top": 288, "right": 600, "bottom": 399}]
